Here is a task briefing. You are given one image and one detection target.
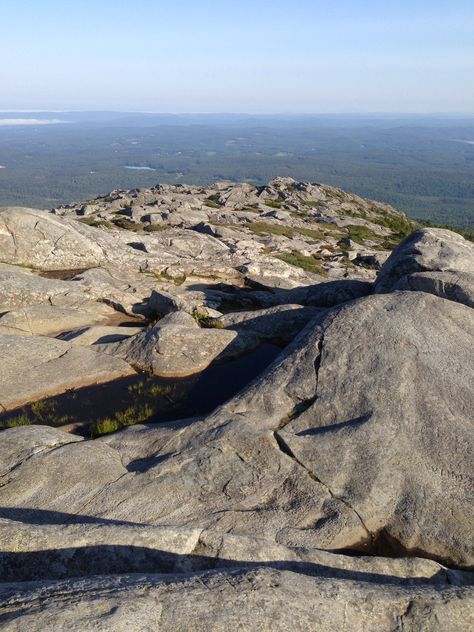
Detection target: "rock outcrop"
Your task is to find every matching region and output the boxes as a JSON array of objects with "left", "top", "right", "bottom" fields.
[{"left": 0, "top": 180, "right": 473, "bottom": 630}]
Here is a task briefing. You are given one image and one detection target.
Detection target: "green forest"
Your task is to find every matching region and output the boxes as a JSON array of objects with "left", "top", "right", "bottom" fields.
[{"left": 0, "top": 114, "right": 473, "bottom": 227}]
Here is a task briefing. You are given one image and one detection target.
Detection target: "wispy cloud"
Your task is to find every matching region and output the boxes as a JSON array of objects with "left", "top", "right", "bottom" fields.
[{"left": 0, "top": 118, "right": 68, "bottom": 126}]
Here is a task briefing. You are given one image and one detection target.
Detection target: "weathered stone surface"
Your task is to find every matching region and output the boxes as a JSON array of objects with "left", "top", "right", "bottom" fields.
[
  {"left": 278, "top": 292, "right": 474, "bottom": 567},
  {"left": 218, "top": 304, "right": 323, "bottom": 342},
  {"left": 240, "top": 258, "right": 324, "bottom": 289},
  {"left": 0, "top": 207, "right": 108, "bottom": 269},
  {"left": 59, "top": 325, "right": 145, "bottom": 346},
  {"left": 391, "top": 270, "right": 474, "bottom": 308},
  {"left": 265, "top": 278, "right": 373, "bottom": 308},
  {"left": 0, "top": 291, "right": 472, "bottom": 569},
  {"left": 0, "top": 567, "right": 472, "bottom": 632},
  {"left": 0, "top": 266, "right": 78, "bottom": 312},
  {"left": 375, "top": 228, "right": 474, "bottom": 293},
  {"left": 0, "top": 302, "right": 117, "bottom": 337},
  {"left": 106, "top": 318, "right": 259, "bottom": 377},
  {"left": 0, "top": 334, "right": 135, "bottom": 410},
  {"left": 0, "top": 425, "right": 82, "bottom": 478},
  {"left": 71, "top": 267, "right": 159, "bottom": 317},
  {"left": 0, "top": 184, "right": 473, "bottom": 629}
]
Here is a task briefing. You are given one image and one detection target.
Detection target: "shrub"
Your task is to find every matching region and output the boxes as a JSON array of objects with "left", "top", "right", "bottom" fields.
[
  {"left": 90, "top": 417, "right": 121, "bottom": 438},
  {"left": 204, "top": 194, "right": 221, "bottom": 208},
  {"left": 192, "top": 309, "right": 225, "bottom": 329},
  {"left": 1, "top": 413, "right": 31, "bottom": 429}
]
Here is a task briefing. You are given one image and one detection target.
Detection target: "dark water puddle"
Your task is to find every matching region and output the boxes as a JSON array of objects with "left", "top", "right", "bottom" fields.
[{"left": 0, "top": 344, "right": 281, "bottom": 438}]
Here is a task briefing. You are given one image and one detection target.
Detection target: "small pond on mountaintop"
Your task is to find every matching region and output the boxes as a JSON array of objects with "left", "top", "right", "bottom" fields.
[{"left": 0, "top": 344, "right": 281, "bottom": 438}]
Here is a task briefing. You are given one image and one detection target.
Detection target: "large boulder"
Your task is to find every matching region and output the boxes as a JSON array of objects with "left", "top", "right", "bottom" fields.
[
  {"left": 106, "top": 313, "right": 260, "bottom": 378},
  {"left": 375, "top": 228, "right": 474, "bottom": 294},
  {"left": 391, "top": 270, "right": 474, "bottom": 309},
  {"left": 278, "top": 291, "right": 474, "bottom": 566}
]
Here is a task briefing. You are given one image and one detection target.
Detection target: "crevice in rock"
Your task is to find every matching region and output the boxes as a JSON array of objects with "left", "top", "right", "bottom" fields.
[
  {"left": 273, "top": 430, "right": 373, "bottom": 545},
  {"left": 333, "top": 529, "right": 468, "bottom": 570}
]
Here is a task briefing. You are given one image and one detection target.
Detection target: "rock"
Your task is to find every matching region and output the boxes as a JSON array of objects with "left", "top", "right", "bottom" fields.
[
  {"left": 0, "top": 291, "right": 471, "bottom": 568},
  {"left": 217, "top": 304, "right": 323, "bottom": 342},
  {"left": 0, "top": 425, "right": 82, "bottom": 478},
  {"left": 0, "top": 302, "right": 118, "bottom": 337},
  {"left": 0, "top": 567, "right": 472, "bottom": 631},
  {"left": 0, "top": 334, "right": 135, "bottom": 411},
  {"left": 353, "top": 251, "right": 390, "bottom": 269},
  {"left": 240, "top": 259, "right": 323, "bottom": 290},
  {"left": 375, "top": 228, "right": 474, "bottom": 293},
  {"left": 106, "top": 320, "right": 259, "bottom": 378},
  {"left": 0, "top": 207, "right": 107, "bottom": 269},
  {"left": 156, "top": 310, "right": 199, "bottom": 328},
  {"left": 267, "top": 278, "right": 373, "bottom": 308},
  {"left": 59, "top": 325, "right": 146, "bottom": 346},
  {"left": 0, "top": 266, "right": 81, "bottom": 312},
  {"left": 278, "top": 292, "right": 474, "bottom": 567},
  {"left": 391, "top": 270, "right": 474, "bottom": 309},
  {"left": 0, "top": 183, "right": 473, "bottom": 629},
  {"left": 146, "top": 288, "right": 187, "bottom": 316},
  {"left": 72, "top": 267, "right": 158, "bottom": 317}
]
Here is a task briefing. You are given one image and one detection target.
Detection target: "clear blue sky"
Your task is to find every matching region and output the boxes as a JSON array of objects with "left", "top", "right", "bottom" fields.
[{"left": 1, "top": 0, "right": 473, "bottom": 112}]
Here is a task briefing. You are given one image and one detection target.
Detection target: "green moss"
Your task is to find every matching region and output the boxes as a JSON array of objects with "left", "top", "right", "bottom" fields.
[
  {"left": 247, "top": 222, "right": 326, "bottom": 241},
  {"left": 345, "top": 224, "right": 381, "bottom": 244},
  {"left": 264, "top": 199, "right": 283, "bottom": 209},
  {"left": 301, "top": 200, "right": 325, "bottom": 209},
  {"left": 144, "top": 223, "right": 169, "bottom": 232},
  {"left": 153, "top": 270, "right": 187, "bottom": 285},
  {"left": 275, "top": 250, "right": 328, "bottom": 276},
  {"left": 112, "top": 218, "right": 143, "bottom": 231},
  {"left": 78, "top": 217, "right": 114, "bottom": 229},
  {"left": 192, "top": 309, "right": 225, "bottom": 329},
  {"left": 370, "top": 211, "right": 417, "bottom": 238}
]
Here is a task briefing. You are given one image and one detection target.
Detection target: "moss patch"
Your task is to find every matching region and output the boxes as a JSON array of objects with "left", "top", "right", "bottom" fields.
[
  {"left": 247, "top": 222, "right": 326, "bottom": 241},
  {"left": 78, "top": 217, "right": 114, "bottom": 229},
  {"left": 275, "top": 250, "right": 328, "bottom": 276}
]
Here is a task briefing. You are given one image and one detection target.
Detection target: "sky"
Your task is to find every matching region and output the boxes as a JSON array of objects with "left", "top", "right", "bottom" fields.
[{"left": 1, "top": 0, "right": 473, "bottom": 113}]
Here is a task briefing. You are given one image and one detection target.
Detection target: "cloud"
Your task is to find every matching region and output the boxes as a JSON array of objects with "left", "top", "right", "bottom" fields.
[{"left": 0, "top": 118, "right": 68, "bottom": 126}]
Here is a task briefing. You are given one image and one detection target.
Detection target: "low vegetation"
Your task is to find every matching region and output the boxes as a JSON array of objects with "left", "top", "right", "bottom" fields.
[
  {"left": 111, "top": 217, "right": 143, "bottom": 231},
  {"left": 275, "top": 250, "right": 328, "bottom": 276},
  {"left": 144, "top": 223, "right": 169, "bottom": 232},
  {"left": 345, "top": 224, "right": 382, "bottom": 244},
  {"left": 247, "top": 222, "right": 326, "bottom": 241},
  {"left": 78, "top": 217, "right": 114, "bottom": 229},
  {"left": 192, "top": 309, "right": 225, "bottom": 329}
]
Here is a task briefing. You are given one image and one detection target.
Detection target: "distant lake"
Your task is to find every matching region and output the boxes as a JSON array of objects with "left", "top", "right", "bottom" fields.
[
  {"left": 452, "top": 139, "right": 474, "bottom": 145},
  {"left": 124, "top": 165, "right": 156, "bottom": 171}
]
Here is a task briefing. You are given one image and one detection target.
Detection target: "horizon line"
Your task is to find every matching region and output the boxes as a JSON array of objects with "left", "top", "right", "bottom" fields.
[{"left": 1, "top": 109, "right": 474, "bottom": 117}]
